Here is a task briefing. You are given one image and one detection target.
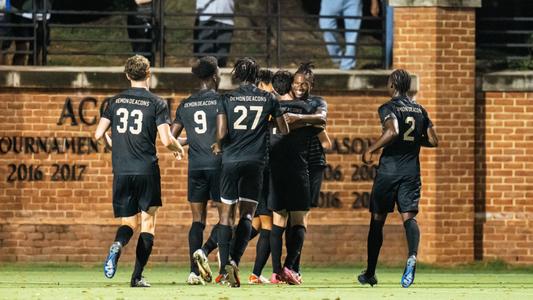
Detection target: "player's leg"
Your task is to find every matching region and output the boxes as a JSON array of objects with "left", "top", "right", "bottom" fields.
[
  {"left": 188, "top": 202, "right": 207, "bottom": 285},
  {"left": 130, "top": 206, "right": 158, "bottom": 287},
  {"left": 282, "top": 211, "right": 307, "bottom": 285},
  {"left": 398, "top": 175, "right": 422, "bottom": 288},
  {"left": 250, "top": 214, "right": 272, "bottom": 284},
  {"left": 251, "top": 216, "right": 261, "bottom": 241},
  {"left": 104, "top": 215, "right": 137, "bottom": 279},
  {"left": 270, "top": 210, "right": 288, "bottom": 283},
  {"left": 200, "top": 169, "right": 223, "bottom": 257},
  {"left": 359, "top": 173, "right": 397, "bottom": 286}
]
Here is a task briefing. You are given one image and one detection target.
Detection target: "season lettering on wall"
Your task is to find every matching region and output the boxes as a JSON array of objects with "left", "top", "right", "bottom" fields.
[{"left": 317, "top": 137, "right": 378, "bottom": 210}]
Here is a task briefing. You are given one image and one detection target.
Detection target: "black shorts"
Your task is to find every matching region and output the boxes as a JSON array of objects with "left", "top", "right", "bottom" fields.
[
  {"left": 112, "top": 171, "right": 162, "bottom": 218},
  {"left": 309, "top": 165, "right": 325, "bottom": 208},
  {"left": 269, "top": 164, "right": 312, "bottom": 212},
  {"left": 255, "top": 168, "right": 272, "bottom": 217},
  {"left": 188, "top": 169, "right": 221, "bottom": 203},
  {"left": 370, "top": 172, "right": 421, "bottom": 213},
  {"left": 220, "top": 161, "right": 264, "bottom": 205}
]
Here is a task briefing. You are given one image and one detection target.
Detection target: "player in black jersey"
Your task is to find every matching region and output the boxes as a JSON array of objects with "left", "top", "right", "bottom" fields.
[
  {"left": 212, "top": 58, "right": 289, "bottom": 287},
  {"left": 171, "top": 56, "right": 222, "bottom": 285},
  {"left": 268, "top": 67, "right": 326, "bottom": 285},
  {"left": 247, "top": 68, "right": 275, "bottom": 284},
  {"left": 358, "top": 69, "right": 438, "bottom": 288},
  {"left": 95, "top": 55, "right": 184, "bottom": 287}
]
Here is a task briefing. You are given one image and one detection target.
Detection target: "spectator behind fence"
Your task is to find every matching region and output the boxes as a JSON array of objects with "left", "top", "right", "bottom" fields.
[
  {"left": 127, "top": 0, "right": 155, "bottom": 65},
  {"left": 194, "top": 0, "right": 234, "bottom": 67},
  {"left": 0, "top": 9, "right": 12, "bottom": 65},
  {"left": 319, "top": 0, "right": 379, "bottom": 70},
  {"left": 6, "top": 0, "right": 52, "bottom": 65}
]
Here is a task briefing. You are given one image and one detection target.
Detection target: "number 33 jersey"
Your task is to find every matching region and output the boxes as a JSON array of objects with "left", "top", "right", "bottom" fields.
[
  {"left": 377, "top": 96, "right": 433, "bottom": 176},
  {"left": 173, "top": 89, "right": 222, "bottom": 170},
  {"left": 102, "top": 87, "right": 171, "bottom": 175},
  {"left": 217, "top": 83, "right": 283, "bottom": 164}
]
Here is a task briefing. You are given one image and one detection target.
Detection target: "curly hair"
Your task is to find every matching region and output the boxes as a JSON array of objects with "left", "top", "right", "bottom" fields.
[
  {"left": 232, "top": 57, "right": 259, "bottom": 83},
  {"left": 191, "top": 56, "right": 219, "bottom": 79},
  {"left": 389, "top": 69, "right": 411, "bottom": 95},
  {"left": 124, "top": 55, "right": 150, "bottom": 81}
]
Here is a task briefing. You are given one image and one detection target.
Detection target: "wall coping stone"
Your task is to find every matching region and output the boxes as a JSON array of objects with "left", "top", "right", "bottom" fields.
[
  {"left": 389, "top": 0, "right": 481, "bottom": 7},
  {"left": 0, "top": 66, "right": 418, "bottom": 93},
  {"left": 482, "top": 71, "right": 533, "bottom": 92}
]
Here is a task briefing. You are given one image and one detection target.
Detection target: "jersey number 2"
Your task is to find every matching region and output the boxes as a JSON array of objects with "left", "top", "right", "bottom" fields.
[
  {"left": 233, "top": 105, "right": 263, "bottom": 130},
  {"left": 116, "top": 108, "right": 143, "bottom": 135},
  {"left": 403, "top": 116, "right": 415, "bottom": 141}
]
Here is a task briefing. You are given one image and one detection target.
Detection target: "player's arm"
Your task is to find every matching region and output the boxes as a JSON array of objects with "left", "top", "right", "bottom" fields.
[
  {"left": 212, "top": 113, "right": 227, "bottom": 155},
  {"left": 422, "top": 127, "right": 439, "bottom": 148},
  {"left": 319, "top": 130, "right": 332, "bottom": 150},
  {"left": 94, "top": 117, "right": 112, "bottom": 149},
  {"left": 283, "top": 108, "right": 326, "bottom": 128},
  {"left": 170, "top": 123, "right": 189, "bottom": 146},
  {"left": 362, "top": 117, "right": 399, "bottom": 164},
  {"left": 157, "top": 123, "right": 185, "bottom": 160}
]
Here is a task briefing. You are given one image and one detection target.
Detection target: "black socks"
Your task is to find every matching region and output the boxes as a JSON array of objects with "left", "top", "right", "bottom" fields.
[
  {"left": 250, "top": 227, "right": 259, "bottom": 241},
  {"left": 270, "top": 225, "right": 285, "bottom": 274},
  {"left": 284, "top": 225, "right": 306, "bottom": 270},
  {"left": 114, "top": 225, "right": 134, "bottom": 247},
  {"left": 230, "top": 218, "right": 253, "bottom": 265},
  {"left": 252, "top": 229, "right": 271, "bottom": 276},
  {"left": 404, "top": 218, "right": 420, "bottom": 257},
  {"left": 366, "top": 218, "right": 385, "bottom": 277},
  {"left": 217, "top": 224, "right": 232, "bottom": 274},
  {"left": 188, "top": 222, "right": 205, "bottom": 274},
  {"left": 202, "top": 223, "right": 219, "bottom": 255},
  {"left": 132, "top": 232, "right": 154, "bottom": 281}
]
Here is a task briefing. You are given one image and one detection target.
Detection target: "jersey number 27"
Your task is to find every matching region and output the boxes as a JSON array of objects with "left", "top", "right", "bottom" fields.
[{"left": 233, "top": 105, "right": 263, "bottom": 130}]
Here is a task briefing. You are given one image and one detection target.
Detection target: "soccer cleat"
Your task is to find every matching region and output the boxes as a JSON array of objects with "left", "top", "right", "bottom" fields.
[
  {"left": 103, "top": 242, "right": 121, "bottom": 279},
  {"left": 187, "top": 272, "right": 206, "bottom": 285},
  {"left": 282, "top": 267, "right": 302, "bottom": 285},
  {"left": 193, "top": 249, "right": 213, "bottom": 283},
  {"left": 357, "top": 270, "right": 378, "bottom": 287},
  {"left": 248, "top": 273, "right": 270, "bottom": 284},
  {"left": 215, "top": 273, "right": 230, "bottom": 286},
  {"left": 224, "top": 261, "right": 240, "bottom": 288},
  {"left": 269, "top": 273, "right": 286, "bottom": 284},
  {"left": 130, "top": 276, "right": 151, "bottom": 288},
  {"left": 401, "top": 255, "right": 417, "bottom": 288}
]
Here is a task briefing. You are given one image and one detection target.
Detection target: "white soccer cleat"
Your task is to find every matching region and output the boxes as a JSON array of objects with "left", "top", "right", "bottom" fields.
[
  {"left": 193, "top": 249, "right": 213, "bottom": 283},
  {"left": 187, "top": 272, "right": 205, "bottom": 285}
]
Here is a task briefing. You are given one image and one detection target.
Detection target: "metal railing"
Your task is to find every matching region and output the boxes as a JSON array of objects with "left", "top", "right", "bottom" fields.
[
  {"left": 0, "top": 0, "right": 392, "bottom": 68},
  {"left": 476, "top": 16, "right": 533, "bottom": 70}
]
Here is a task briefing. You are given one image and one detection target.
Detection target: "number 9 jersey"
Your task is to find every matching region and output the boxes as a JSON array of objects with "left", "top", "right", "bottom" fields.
[
  {"left": 102, "top": 87, "right": 171, "bottom": 175},
  {"left": 377, "top": 96, "right": 433, "bottom": 176}
]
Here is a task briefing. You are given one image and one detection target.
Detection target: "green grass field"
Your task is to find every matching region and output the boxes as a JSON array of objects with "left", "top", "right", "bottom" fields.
[{"left": 1, "top": 264, "right": 533, "bottom": 300}]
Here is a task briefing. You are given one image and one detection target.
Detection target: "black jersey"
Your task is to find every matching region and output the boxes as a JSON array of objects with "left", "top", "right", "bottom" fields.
[
  {"left": 102, "top": 87, "right": 171, "bottom": 175},
  {"left": 378, "top": 96, "right": 433, "bottom": 175},
  {"left": 173, "top": 89, "right": 221, "bottom": 170},
  {"left": 217, "top": 83, "right": 283, "bottom": 164},
  {"left": 305, "top": 95, "right": 328, "bottom": 167}
]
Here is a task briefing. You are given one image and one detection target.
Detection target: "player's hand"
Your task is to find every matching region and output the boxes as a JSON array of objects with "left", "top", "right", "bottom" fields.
[
  {"left": 211, "top": 143, "right": 222, "bottom": 155},
  {"left": 362, "top": 150, "right": 374, "bottom": 164},
  {"left": 170, "top": 140, "right": 184, "bottom": 160},
  {"left": 283, "top": 113, "right": 300, "bottom": 124},
  {"left": 371, "top": 0, "right": 380, "bottom": 16},
  {"left": 104, "top": 132, "right": 112, "bottom": 148}
]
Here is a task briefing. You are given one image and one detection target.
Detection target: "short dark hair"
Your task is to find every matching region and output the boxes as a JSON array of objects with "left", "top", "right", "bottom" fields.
[
  {"left": 256, "top": 69, "right": 274, "bottom": 85},
  {"left": 389, "top": 69, "right": 411, "bottom": 95},
  {"left": 124, "top": 55, "right": 150, "bottom": 81},
  {"left": 295, "top": 62, "right": 315, "bottom": 87},
  {"left": 272, "top": 70, "right": 293, "bottom": 95},
  {"left": 232, "top": 57, "right": 259, "bottom": 83},
  {"left": 191, "top": 56, "right": 218, "bottom": 79}
]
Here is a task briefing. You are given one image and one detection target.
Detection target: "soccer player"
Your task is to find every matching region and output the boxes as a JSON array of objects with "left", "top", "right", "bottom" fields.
[
  {"left": 170, "top": 56, "right": 222, "bottom": 285},
  {"left": 269, "top": 67, "right": 326, "bottom": 285},
  {"left": 212, "top": 57, "right": 289, "bottom": 287},
  {"left": 358, "top": 69, "right": 438, "bottom": 288},
  {"left": 95, "top": 55, "right": 184, "bottom": 287}
]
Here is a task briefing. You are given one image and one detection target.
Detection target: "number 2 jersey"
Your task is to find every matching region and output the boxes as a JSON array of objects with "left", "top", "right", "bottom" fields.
[
  {"left": 377, "top": 96, "right": 433, "bottom": 176},
  {"left": 172, "top": 89, "right": 221, "bottom": 170},
  {"left": 217, "top": 83, "right": 283, "bottom": 164},
  {"left": 102, "top": 87, "right": 171, "bottom": 175}
]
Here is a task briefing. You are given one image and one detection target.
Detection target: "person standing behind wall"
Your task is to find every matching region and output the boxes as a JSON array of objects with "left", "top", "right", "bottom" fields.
[
  {"left": 194, "top": 0, "right": 234, "bottom": 67},
  {"left": 127, "top": 0, "right": 155, "bottom": 65}
]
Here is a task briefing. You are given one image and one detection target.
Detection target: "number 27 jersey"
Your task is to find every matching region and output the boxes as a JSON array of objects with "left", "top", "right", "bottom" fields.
[
  {"left": 102, "top": 87, "right": 171, "bottom": 175},
  {"left": 378, "top": 96, "right": 433, "bottom": 176}
]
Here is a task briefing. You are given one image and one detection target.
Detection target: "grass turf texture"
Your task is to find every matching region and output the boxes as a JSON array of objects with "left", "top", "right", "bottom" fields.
[{"left": 1, "top": 263, "right": 533, "bottom": 300}]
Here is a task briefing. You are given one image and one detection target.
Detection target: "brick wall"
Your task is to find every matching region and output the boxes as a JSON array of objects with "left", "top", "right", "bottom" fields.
[
  {"left": 0, "top": 91, "right": 407, "bottom": 265},
  {"left": 476, "top": 91, "right": 533, "bottom": 264}
]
